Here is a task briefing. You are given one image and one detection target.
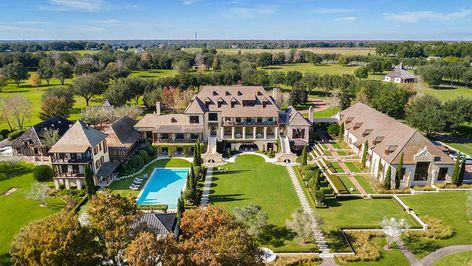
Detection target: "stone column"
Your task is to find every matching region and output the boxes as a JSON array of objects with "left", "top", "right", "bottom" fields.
[
  {"left": 242, "top": 127, "right": 246, "bottom": 139},
  {"left": 264, "top": 127, "right": 267, "bottom": 139},
  {"left": 65, "top": 179, "right": 70, "bottom": 189},
  {"left": 253, "top": 128, "right": 256, "bottom": 139},
  {"left": 54, "top": 179, "right": 60, "bottom": 189},
  {"left": 220, "top": 127, "right": 224, "bottom": 139},
  {"left": 275, "top": 127, "right": 278, "bottom": 140},
  {"left": 77, "top": 179, "right": 82, "bottom": 189},
  {"left": 232, "top": 127, "right": 235, "bottom": 140}
]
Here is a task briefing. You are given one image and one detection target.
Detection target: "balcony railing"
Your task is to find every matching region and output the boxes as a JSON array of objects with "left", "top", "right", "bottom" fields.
[
  {"left": 51, "top": 157, "right": 91, "bottom": 164},
  {"left": 222, "top": 120, "right": 277, "bottom": 126},
  {"left": 154, "top": 138, "right": 198, "bottom": 144},
  {"left": 54, "top": 172, "right": 85, "bottom": 178}
]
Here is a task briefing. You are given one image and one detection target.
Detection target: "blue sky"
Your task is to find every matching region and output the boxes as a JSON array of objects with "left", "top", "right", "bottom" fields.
[{"left": 1, "top": 0, "right": 472, "bottom": 40}]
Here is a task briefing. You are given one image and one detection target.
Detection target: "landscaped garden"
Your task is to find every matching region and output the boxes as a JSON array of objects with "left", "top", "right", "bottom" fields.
[
  {"left": 0, "top": 162, "right": 66, "bottom": 264},
  {"left": 209, "top": 155, "right": 317, "bottom": 252}
]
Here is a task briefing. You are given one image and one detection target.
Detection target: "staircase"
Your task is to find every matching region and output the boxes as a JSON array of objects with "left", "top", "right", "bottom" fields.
[
  {"left": 276, "top": 135, "right": 298, "bottom": 163},
  {"left": 202, "top": 136, "right": 223, "bottom": 164}
]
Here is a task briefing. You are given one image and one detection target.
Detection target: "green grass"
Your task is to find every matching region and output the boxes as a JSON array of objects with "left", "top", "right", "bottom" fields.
[
  {"left": 337, "top": 237, "right": 410, "bottom": 266},
  {"left": 400, "top": 192, "right": 472, "bottom": 257},
  {"left": 260, "top": 63, "right": 360, "bottom": 75},
  {"left": 332, "top": 142, "right": 343, "bottom": 149},
  {"left": 324, "top": 150, "right": 333, "bottom": 156},
  {"left": 328, "top": 174, "right": 349, "bottom": 194},
  {"left": 0, "top": 163, "right": 66, "bottom": 262},
  {"left": 108, "top": 158, "right": 191, "bottom": 198},
  {"left": 317, "top": 198, "right": 419, "bottom": 232},
  {"left": 210, "top": 155, "right": 316, "bottom": 252},
  {"left": 345, "top": 162, "right": 362, "bottom": 173},
  {"left": 419, "top": 84, "right": 472, "bottom": 102},
  {"left": 338, "top": 175, "right": 360, "bottom": 194},
  {"left": 329, "top": 161, "right": 344, "bottom": 173},
  {"left": 432, "top": 251, "right": 472, "bottom": 266},
  {"left": 131, "top": 69, "right": 178, "bottom": 79},
  {"left": 355, "top": 175, "right": 375, "bottom": 194},
  {"left": 314, "top": 106, "right": 340, "bottom": 118},
  {"left": 442, "top": 141, "right": 472, "bottom": 156}
]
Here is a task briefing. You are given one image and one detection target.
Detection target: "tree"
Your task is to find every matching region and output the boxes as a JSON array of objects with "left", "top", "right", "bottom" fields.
[
  {"left": 72, "top": 74, "right": 106, "bottom": 106},
  {"left": 0, "top": 98, "right": 14, "bottom": 130},
  {"left": 361, "top": 141, "right": 368, "bottom": 167},
  {"left": 29, "top": 72, "right": 42, "bottom": 88},
  {"left": 38, "top": 58, "right": 55, "bottom": 85},
  {"left": 105, "top": 62, "right": 130, "bottom": 80},
  {"left": 0, "top": 73, "right": 7, "bottom": 92},
  {"left": 178, "top": 206, "right": 262, "bottom": 265},
  {"left": 87, "top": 190, "right": 140, "bottom": 264},
  {"left": 257, "top": 52, "right": 272, "bottom": 68},
  {"left": 10, "top": 211, "right": 101, "bottom": 266},
  {"left": 40, "top": 128, "right": 60, "bottom": 148},
  {"left": 314, "top": 190, "right": 325, "bottom": 206},
  {"left": 212, "top": 56, "right": 221, "bottom": 71},
  {"left": 286, "top": 209, "right": 316, "bottom": 243},
  {"left": 269, "top": 71, "right": 286, "bottom": 86},
  {"left": 288, "top": 85, "right": 308, "bottom": 106},
  {"left": 33, "top": 165, "right": 54, "bottom": 182},
  {"left": 395, "top": 152, "right": 404, "bottom": 189},
  {"left": 173, "top": 59, "right": 191, "bottom": 74},
  {"left": 327, "top": 123, "right": 340, "bottom": 139},
  {"left": 367, "top": 59, "right": 384, "bottom": 74},
  {"left": 106, "top": 78, "right": 132, "bottom": 106},
  {"left": 126, "top": 232, "right": 172, "bottom": 266},
  {"left": 285, "top": 71, "right": 303, "bottom": 89},
  {"left": 418, "top": 65, "right": 443, "bottom": 87},
  {"left": 7, "top": 96, "right": 32, "bottom": 129},
  {"left": 42, "top": 87, "right": 75, "bottom": 109},
  {"left": 176, "top": 195, "right": 184, "bottom": 225},
  {"left": 39, "top": 96, "right": 71, "bottom": 120},
  {"left": 3, "top": 62, "right": 28, "bottom": 87},
  {"left": 466, "top": 191, "right": 472, "bottom": 224},
  {"left": 354, "top": 66, "right": 369, "bottom": 79},
  {"left": 85, "top": 165, "right": 96, "bottom": 198},
  {"left": 300, "top": 145, "right": 308, "bottom": 166},
  {"left": 53, "top": 63, "right": 74, "bottom": 85},
  {"left": 458, "top": 155, "right": 466, "bottom": 186},
  {"left": 384, "top": 165, "right": 392, "bottom": 190},
  {"left": 234, "top": 203, "right": 268, "bottom": 238},
  {"left": 339, "top": 122, "right": 344, "bottom": 139},
  {"left": 143, "top": 88, "right": 162, "bottom": 109},
  {"left": 406, "top": 95, "right": 446, "bottom": 136},
  {"left": 26, "top": 181, "right": 49, "bottom": 206}
]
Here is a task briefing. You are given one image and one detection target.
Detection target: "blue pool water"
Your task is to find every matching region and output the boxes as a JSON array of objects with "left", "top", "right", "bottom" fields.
[{"left": 136, "top": 168, "right": 188, "bottom": 209}]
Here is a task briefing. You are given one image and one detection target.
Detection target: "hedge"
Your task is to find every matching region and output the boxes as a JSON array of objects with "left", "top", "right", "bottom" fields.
[
  {"left": 327, "top": 173, "right": 349, "bottom": 194},
  {"left": 33, "top": 165, "right": 54, "bottom": 182}
]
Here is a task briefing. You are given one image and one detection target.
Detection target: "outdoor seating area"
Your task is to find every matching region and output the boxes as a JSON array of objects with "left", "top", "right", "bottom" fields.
[{"left": 128, "top": 174, "right": 148, "bottom": 190}]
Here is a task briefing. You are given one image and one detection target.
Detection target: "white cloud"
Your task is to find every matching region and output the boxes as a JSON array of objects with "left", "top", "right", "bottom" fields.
[
  {"left": 336, "top": 16, "right": 357, "bottom": 23},
  {"left": 226, "top": 5, "right": 278, "bottom": 18},
  {"left": 311, "top": 8, "right": 355, "bottom": 14},
  {"left": 46, "top": 0, "right": 107, "bottom": 12},
  {"left": 384, "top": 9, "right": 472, "bottom": 23},
  {"left": 182, "top": 0, "right": 201, "bottom": 5}
]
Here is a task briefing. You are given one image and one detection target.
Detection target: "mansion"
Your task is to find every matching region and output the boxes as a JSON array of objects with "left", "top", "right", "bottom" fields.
[{"left": 338, "top": 103, "right": 455, "bottom": 188}]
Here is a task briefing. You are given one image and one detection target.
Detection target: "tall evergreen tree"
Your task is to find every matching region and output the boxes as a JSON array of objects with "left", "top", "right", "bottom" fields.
[
  {"left": 84, "top": 165, "right": 96, "bottom": 198},
  {"left": 458, "top": 156, "right": 466, "bottom": 186},
  {"left": 451, "top": 153, "right": 461, "bottom": 185},
  {"left": 338, "top": 122, "right": 344, "bottom": 139},
  {"left": 361, "top": 141, "right": 368, "bottom": 167},
  {"left": 384, "top": 165, "right": 392, "bottom": 190},
  {"left": 395, "top": 152, "right": 404, "bottom": 189},
  {"left": 176, "top": 195, "right": 184, "bottom": 225},
  {"left": 300, "top": 145, "right": 308, "bottom": 166}
]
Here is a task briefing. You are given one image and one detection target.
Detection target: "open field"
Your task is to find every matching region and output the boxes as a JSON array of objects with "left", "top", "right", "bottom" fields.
[
  {"left": 0, "top": 163, "right": 66, "bottom": 263},
  {"left": 400, "top": 192, "right": 472, "bottom": 258},
  {"left": 184, "top": 47, "right": 376, "bottom": 56},
  {"left": 418, "top": 84, "right": 472, "bottom": 102},
  {"left": 209, "top": 155, "right": 316, "bottom": 252},
  {"left": 108, "top": 158, "right": 191, "bottom": 198},
  {"left": 260, "top": 63, "right": 360, "bottom": 75}
]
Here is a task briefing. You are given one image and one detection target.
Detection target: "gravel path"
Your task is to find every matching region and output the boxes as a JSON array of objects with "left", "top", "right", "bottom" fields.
[{"left": 420, "top": 245, "right": 472, "bottom": 266}]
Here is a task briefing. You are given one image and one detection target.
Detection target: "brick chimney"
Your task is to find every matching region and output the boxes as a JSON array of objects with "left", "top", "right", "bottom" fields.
[
  {"left": 155, "top": 102, "right": 161, "bottom": 116},
  {"left": 308, "top": 106, "right": 314, "bottom": 124}
]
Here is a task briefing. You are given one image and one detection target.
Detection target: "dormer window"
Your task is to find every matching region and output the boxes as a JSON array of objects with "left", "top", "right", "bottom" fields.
[
  {"left": 362, "top": 129, "right": 373, "bottom": 137},
  {"left": 212, "top": 91, "right": 218, "bottom": 96},
  {"left": 225, "top": 91, "right": 231, "bottom": 96},
  {"left": 353, "top": 122, "right": 363, "bottom": 130},
  {"left": 230, "top": 97, "right": 238, "bottom": 108},
  {"left": 346, "top": 117, "right": 354, "bottom": 124},
  {"left": 257, "top": 91, "right": 263, "bottom": 96},
  {"left": 217, "top": 97, "right": 224, "bottom": 108},
  {"left": 373, "top": 136, "right": 384, "bottom": 145},
  {"left": 385, "top": 145, "right": 398, "bottom": 155},
  {"left": 237, "top": 91, "right": 243, "bottom": 96},
  {"left": 171, "top": 117, "right": 177, "bottom": 123}
]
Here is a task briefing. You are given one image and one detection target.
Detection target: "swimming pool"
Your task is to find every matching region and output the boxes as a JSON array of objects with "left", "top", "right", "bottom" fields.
[{"left": 136, "top": 168, "right": 188, "bottom": 209}]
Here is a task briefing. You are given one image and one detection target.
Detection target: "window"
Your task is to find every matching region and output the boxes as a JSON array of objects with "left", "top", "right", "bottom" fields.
[
  {"left": 103, "top": 140, "right": 107, "bottom": 153},
  {"left": 189, "top": 116, "right": 200, "bottom": 124},
  {"left": 208, "top": 113, "right": 218, "bottom": 121},
  {"left": 93, "top": 146, "right": 98, "bottom": 155},
  {"left": 160, "top": 133, "right": 169, "bottom": 140},
  {"left": 235, "top": 117, "right": 241, "bottom": 123},
  {"left": 95, "top": 160, "right": 100, "bottom": 169},
  {"left": 437, "top": 167, "right": 448, "bottom": 181},
  {"left": 414, "top": 162, "right": 430, "bottom": 181},
  {"left": 100, "top": 156, "right": 104, "bottom": 164},
  {"left": 175, "top": 133, "right": 184, "bottom": 140},
  {"left": 190, "top": 133, "right": 199, "bottom": 140}
]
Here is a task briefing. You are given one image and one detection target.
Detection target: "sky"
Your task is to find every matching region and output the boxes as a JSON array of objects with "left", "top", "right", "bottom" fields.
[{"left": 1, "top": 0, "right": 472, "bottom": 40}]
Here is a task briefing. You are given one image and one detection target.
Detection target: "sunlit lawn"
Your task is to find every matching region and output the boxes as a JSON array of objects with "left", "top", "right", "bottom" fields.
[{"left": 432, "top": 251, "right": 472, "bottom": 266}]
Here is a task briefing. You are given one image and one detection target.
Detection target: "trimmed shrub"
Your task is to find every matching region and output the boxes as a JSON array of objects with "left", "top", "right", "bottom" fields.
[
  {"left": 137, "top": 150, "right": 151, "bottom": 164},
  {"left": 33, "top": 165, "right": 54, "bottom": 182},
  {"left": 407, "top": 216, "right": 454, "bottom": 239},
  {"left": 327, "top": 123, "right": 340, "bottom": 139},
  {"left": 129, "top": 154, "right": 145, "bottom": 170},
  {"left": 338, "top": 232, "right": 383, "bottom": 263}
]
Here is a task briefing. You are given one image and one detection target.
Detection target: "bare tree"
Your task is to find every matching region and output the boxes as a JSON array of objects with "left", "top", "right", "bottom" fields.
[
  {"left": 0, "top": 99, "right": 14, "bottom": 131},
  {"left": 26, "top": 181, "right": 50, "bottom": 206},
  {"left": 286, "top": 209, "right": 317, "bottom": 243},
  {"left": 40, "top": 128, "right": 60, "bottom": 148},
  {"left": 8, "top": 96, "right": 32, "bottom": 129}
]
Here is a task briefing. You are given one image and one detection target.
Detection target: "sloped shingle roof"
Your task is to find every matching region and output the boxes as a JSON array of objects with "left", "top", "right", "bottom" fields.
[
  {"left": 11, "top": 117, "right": 72, "bottom": 148},
  {"left": 105, "top": 116, "right": 140, "bottom": 150},
  {"left": 49, "top": 120, "right": 107, "bottom": 153}
]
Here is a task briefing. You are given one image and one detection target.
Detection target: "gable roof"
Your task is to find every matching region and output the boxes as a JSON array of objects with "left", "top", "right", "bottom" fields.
[
  {"left": 279, "top": 106, "right": 311, "bottom": 126},
  {"left": 132, "top": 213, "right": 177, "bottom": 236},
  {"left": 49, "top": 120, "right": 107, "bottom": 153},
  {"left": 105, "top": 116, "right": 140, "bottom": 150},
  {"left": 11, "top": 117, "right": 72, "bottom": 148},
  {"left": 385, "top": 64, "right": 417, "bottom": 80},
  {"left": 184, "top": 86, "right": 279, "bottom": 117},
  {"left": 339, "top": 103, "right": 452, "bottom": 165},
  {"left": 134, "top": 114, "right": 203, "bottom": 134}
]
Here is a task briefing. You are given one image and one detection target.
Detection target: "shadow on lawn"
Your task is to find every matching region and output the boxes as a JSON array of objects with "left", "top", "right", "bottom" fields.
[
  {"left": 214, "top": 170, "right": 250, "bottom": 175},
  {"left": 324, "top": 198, "right": 342, "bottom": 207},
  {"left": 209, "top": 193, "right": 246, "bottom": 203},
  {"left": 258, "top": 224, "right": 296, "bottom": 247}
]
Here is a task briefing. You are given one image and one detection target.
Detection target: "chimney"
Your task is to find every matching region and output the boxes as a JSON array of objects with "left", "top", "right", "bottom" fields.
[
  {"left": 155, "top": 102, "right": 161, "bottom": 116},
  {"left": 308, "top": 106, "right": 314, "bottom": 124},
  {"left": 272, "top": 88, "right": 280, "bottom": 101}
]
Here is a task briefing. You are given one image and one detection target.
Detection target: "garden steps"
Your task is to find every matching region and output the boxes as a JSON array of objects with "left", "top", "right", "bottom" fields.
[{"left": 199, "top": 167, "right": 214, "bottom": 207}]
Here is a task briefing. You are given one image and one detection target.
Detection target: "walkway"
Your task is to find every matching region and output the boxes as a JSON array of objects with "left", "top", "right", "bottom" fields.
[
  {"left": 200, "top": 167, "right": 213, "bottom": 206},
  {"left": 420, "top": 245, "right": 472, "bottom": 266},
  {"left": 395, "top": 239, "right": 421, "bottom": 266},
  {"left": 286, "top": 166, "right": 333, "bottom": 257}
]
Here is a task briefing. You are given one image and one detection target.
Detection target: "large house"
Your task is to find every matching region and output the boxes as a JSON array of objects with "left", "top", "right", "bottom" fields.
[
  {"left": 104, "top": 116, "right": 140, "bottom": 162},
  {"left": 338, "top": 103, "right": 454, "bottom": 188},
  {"left": 11, "top": 117, "right": 72, "bottom": 162},
  {"left": 134, "top": 86, "right": 311, "bottom": 163},
  {"left": 49, "top": 120, "right": 119, "bottom": 189},
  {"left": 384, "top": 64, "right": 418, "bottom": 84}
]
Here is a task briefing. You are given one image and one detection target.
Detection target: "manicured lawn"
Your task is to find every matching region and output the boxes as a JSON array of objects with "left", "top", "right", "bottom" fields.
[
  {"left": 331, "top": 142, "right": 343, "bottom": 149},
  {"left": 418, "top": 84, "right": 472, "bottom": 102},
  {"left": 131, "top": 69, "right": 177, "bottom": 79},
  {"left": 209, "top": 155, "right": 316, "bottom": 252},
  {"left": 328, "top": 161, "right": 344, "bottom": 173},
  {"left": 338, "top": 175, "right": 360, "bottom": 194},
  {"left": 337, "top": 237, "right": 410, "bottom": 266},
  {"left": 261, "top": 63, "right": 360, "bottom": 76},
  {"left": 345, "top": 162, "right": 362, "bottom": 173},
  {"left": 108, "top": 158, "right": 191, "bottom": 198},
  {"left": 443, "top": 140, "right": 472, "bottom": 157},
  {"left": 400, "top": 192, "right": 472, "bottom": 257},
  {"left": 317, "top": 198, "right": 419, "bottom": 232},
  {"left": 324, "top": 150, "right": 333, "bottom": 156},
  {"left": 432, "top": 251, "right": 472, "bottom": 266},
  {"left": 0, "top": 163, "right": 65, "bottom": 263},
  {"left": 355, "top": 175, "right": 376, "bottom": 194},
  {"left": 314, "top": 106, "right": 340, "bottom": 118}
]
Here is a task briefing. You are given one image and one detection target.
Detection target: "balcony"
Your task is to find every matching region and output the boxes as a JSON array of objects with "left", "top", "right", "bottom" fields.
[
  {"left": 222, "top": 120, "right": 277, "bottom": 126},
  {"left": 154, "top": 138, "right": 198, "bottom": 144},
  {"left": 51, "top": 157, "right": 91, "bottom": 164},
  {"left": 54, "top": 172, "right": 85, "bottom": 178}
]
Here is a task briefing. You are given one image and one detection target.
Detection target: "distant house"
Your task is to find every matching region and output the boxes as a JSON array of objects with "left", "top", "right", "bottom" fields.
[
  {"left": 11, "top": 117, "right": 72, "bottom": 162},
  {"left": 384, "top": 64, "right": 418, "bottom": 84},
  {"left": 338, "top": 103, "right": 454, "bottom": 188},
  {"left": 133, "top": 212, "right": 179, "bottom": 238},
  {"left": 49, "top": 120, "right": 119, "bottom": 189},
  {"left": 102, "top": 99, "right": 113, "bottom": 108},
  {"left": 104, "top": 116, "right": 140, "bottom": 162},
  {"left": 134, "top": 47, "right": 145, "bottom": 54}
]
